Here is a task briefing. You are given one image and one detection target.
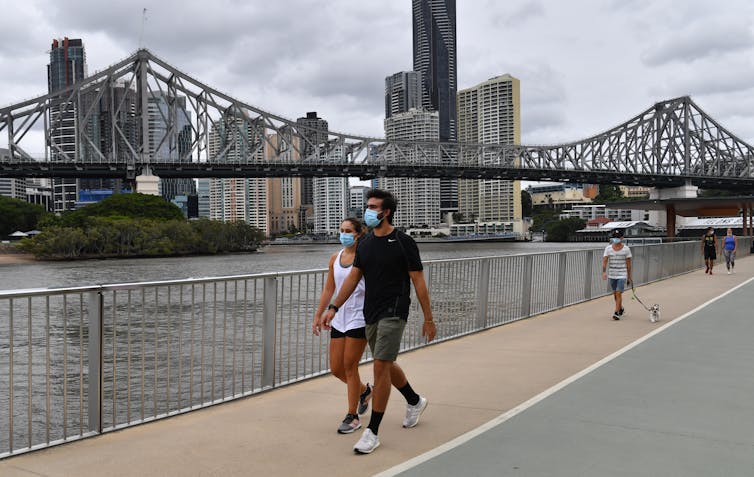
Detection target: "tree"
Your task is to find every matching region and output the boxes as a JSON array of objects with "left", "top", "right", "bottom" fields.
[
  {"left": 593, "top": 185, "right": 624, "bottom": 204},
  {"left": 57, "top": 193, "right": 184, "bottom": 227},
  {"left": 544, "top": 217, "right": 586, "bottom": 242},
  {"left": 521, "top": 190, "right": 532, "bottom": 217},
  {"left": 0, "top": 196, "right": 48, "bottom": 236}
]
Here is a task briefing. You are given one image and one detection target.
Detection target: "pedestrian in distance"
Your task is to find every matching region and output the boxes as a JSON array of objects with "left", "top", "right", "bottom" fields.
[
  {"left": 722, "top": 227, "right": 737, "bottom": 274},
  {"left": 702, "top": 227, "right": 717, "bottom": 275},
  {"left": 320, "top": 189, "right": 437, "bottom": 455},
  {"left": 602, "top": 228, "right": 632, "bottom": 320},
  {"left": 312, "top": 218, "right": 372, "bottom": 435}
]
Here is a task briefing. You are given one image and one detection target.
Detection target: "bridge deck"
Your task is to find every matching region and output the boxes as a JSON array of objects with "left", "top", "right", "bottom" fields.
[{"left": 2, "top": 257, "right": 752, "bottom": 477}]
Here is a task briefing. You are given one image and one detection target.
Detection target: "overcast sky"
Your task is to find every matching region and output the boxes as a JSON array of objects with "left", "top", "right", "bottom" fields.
[{"left": 2, "top": 0, "right": 754, "bottom": 154}]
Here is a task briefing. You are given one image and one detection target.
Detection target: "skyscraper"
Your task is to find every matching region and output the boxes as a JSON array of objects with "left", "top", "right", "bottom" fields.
[
  {"left": 379, "top": 109, "right": 441, "bottom": 228},
  {"left": 457, "top": 75, "right": 523, "bottom": 231},
  {"left": 266, "top": 132, "right": 303, "bottom": 235},
  {"left": 385, "top": 71, "right": 422, "bottom": 118},
  {"left": 412, "top": 0, "right": 458, "bottom": 216},
  {"left": 48, "top": 38, "right": 87, "bottom": 212},
  {"left": 208, "top": 115, "right": 269, "bottom": 235},
  {"left": 296, "top": 112, "right": 328, "bottom": 231},
  {"left": 313, "top": 141, "right": 349, "bottom": 234}
]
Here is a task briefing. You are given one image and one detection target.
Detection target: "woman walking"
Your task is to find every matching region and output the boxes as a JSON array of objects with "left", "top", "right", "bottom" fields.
[
  {"left": 312, "top": 218, "right": 372, "bottom": 434},
  {"left": 722, "top": 228, "right": 737, "bottom": 274}
]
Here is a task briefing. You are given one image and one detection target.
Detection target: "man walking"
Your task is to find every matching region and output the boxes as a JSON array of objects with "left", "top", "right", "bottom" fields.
[
  {"left": 321, "top": 189, "right": 436, "bottom": 454},
  {"left": 702, "top": 226, "right": 717, "bottom": 275},
  {"left": 602, "top": 228, "right": 632, "bottom": 320}
]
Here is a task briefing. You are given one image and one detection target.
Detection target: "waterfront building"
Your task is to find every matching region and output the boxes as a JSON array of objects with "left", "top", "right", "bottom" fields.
[
  {"left": 560, "top": 204, "right": 643, "bottom": 222},
  {"left": 457, "top": 74, "right": 523, "bottom": 232},
  {"left": 48, "top": 37, "right": 86, "bottom": 213},
  {"left": 349, "top": 185, "right": 369, "bottom": 218},
  {"left": 385, "top": 71, "right": 423, "bottom": 118},
  {"left": 208, "top": 116, "right": 269, "bottom": 235},
  {"left": 619, "top": 185, "right": 652, "bottom": 199},
  {"left": 197, "top": 179, "right": 211, "bottom": 218},
  {"left": 413, "top": 0, "right": 458, "bottom": 216},
  {"left": 379, "top": 108, "right": 441, "bottom": 228},
  {"left": 266, "top": 132, "right": 303, "bottom": 235},
  {"left": 0, "top": 149, "right": 27, "bottom": 200},
  {"left": 171, "top": 194, "right": 199, "bottom": 219},
  {"left": 527, "top": 183, "right": 595, "bottom": 208},
  {"left": 313, "top": 142, "right": 348, "bottom": 234},
  {"left": 296, "top": 112, "right": 329, "bottom": 230}
]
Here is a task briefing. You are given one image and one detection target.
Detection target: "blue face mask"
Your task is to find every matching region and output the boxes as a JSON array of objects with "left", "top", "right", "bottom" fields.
[
  {"left": 610, "top": 238, "right": 621, "bottom": 244},
  {"left": 339, "top": 232, "right": 355, "bottom": 247},
  {"left": 363, "top": 209, "right": 383, "bottom": 228}
]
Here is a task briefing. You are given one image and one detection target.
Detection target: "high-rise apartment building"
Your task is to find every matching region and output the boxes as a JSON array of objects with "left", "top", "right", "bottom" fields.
[
  {"left": 349, "top": 185, "right": 370, "bottom": 218},
  {"left": 208, "top": 116, "right": 269, "bottom": 235},
  {"left": 379, "top": 109, "right": 441, "bottom": 228},
  {"left": 48, "top": 37, "right": 87, "bottom": 212},
  {"left": 313, "top": 142, "right": 348, "bottom": 234},
  {"left": 296, "top": 112, "right": 328, "bottom": 230},
  {"left": 0, "top": 148, "right": 27, "bottom": 200},
  {"left": 196, "top": 179, "right": 211, "bottom": 218},
  {"left": 266, "top": 132, "right": 303, "bottom": 235},
  {"left": 412, "top": 0, "right": 458, "bottom": 216},
  {"left": 385, "top": 72, "right": 423, "bottom": 118},
  {"left": 457, "top": 75, "right": 522, "bottom": 231}
]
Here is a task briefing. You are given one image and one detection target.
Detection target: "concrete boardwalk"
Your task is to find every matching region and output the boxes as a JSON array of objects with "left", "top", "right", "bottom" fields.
[{"left": 2, "top": 258, "right": 753, "bottom": 477}]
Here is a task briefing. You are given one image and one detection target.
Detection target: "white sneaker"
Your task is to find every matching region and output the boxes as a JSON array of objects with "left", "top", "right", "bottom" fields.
[
  {"left": 403, "top": 396, "right": 428, "bottom": 428},
  {"left": 728, "top": 270, "right": 731, "bottom": 275},
  {"left": 353, "top": 428, "right": 380, "bottom": 454}
]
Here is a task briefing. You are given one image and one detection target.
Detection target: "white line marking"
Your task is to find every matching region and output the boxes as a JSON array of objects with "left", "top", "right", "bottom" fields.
[{"left": 375, "top": 276, "right": 754, "bottom": 477}]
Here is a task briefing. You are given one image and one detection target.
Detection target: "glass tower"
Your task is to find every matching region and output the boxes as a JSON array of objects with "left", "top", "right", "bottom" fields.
[{"left": 412, "top": 0, "right": 458, "bottom": 216}]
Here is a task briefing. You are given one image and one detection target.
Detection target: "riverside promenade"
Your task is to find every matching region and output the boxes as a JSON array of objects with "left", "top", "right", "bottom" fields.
[{"left": 2, "top": 257, "right": 753, "bottom": 476}]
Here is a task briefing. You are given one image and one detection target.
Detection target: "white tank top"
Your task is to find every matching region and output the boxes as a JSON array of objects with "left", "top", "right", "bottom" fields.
[{"left": 331, "top": 249, "right": 366, "bottom": 332}]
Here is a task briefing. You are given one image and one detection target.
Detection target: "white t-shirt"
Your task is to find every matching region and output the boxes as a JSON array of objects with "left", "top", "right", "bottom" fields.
[
  {"left": 603, "top": 244, "right": 632, "bottom": 279},
  {"left": 331, "top": 249, "right": 366, "bottom": 332}
]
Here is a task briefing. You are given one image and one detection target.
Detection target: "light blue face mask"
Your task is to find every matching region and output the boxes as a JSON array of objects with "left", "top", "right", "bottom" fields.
[
  {"left": 339, "top": 232, "right": 355, "bottom": 247},
  {"left": 363, "top": 209, "right": 382, "bottom": 228},
  {"left": 610, "top": 238, "right": 621, "bottom": 244}
]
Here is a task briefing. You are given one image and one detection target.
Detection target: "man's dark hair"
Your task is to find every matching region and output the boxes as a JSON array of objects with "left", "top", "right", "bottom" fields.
[{"left": 366, "top": 189, "right": 397, "bottom": 224}]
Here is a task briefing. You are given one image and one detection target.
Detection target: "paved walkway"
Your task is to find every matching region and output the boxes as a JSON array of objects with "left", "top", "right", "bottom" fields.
[
  {"left": 384, "top": 274, "right": 754, "bottom": 476},
  {"left": 1, "top": 258, "right": 753, "bottom": 477}
]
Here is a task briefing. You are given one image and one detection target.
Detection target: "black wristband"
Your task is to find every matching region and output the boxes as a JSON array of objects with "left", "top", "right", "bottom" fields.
[{"left": 327, "top": 304, "right": 339, "bottom": 312}]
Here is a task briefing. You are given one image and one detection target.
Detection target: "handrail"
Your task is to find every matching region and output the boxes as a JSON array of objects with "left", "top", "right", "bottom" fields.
[{"left": 0, "top": 238, "right": 751, "bottom": 458}]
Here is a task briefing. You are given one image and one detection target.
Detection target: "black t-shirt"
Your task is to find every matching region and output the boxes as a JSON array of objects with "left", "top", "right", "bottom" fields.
[
  {"left": 703, "top": 234, "right": 716, "bottom": 249},
  {"left": 353, "top": 229, "right": 423, "bottom": 324}
]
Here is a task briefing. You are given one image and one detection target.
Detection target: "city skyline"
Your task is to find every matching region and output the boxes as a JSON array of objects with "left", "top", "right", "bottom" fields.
[{"left": 2, "top": 0, "right": 754, "bottom": 155}]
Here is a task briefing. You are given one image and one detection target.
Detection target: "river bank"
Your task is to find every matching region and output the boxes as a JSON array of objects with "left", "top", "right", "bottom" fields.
[{"left": 0, "top": 253, "right": 37, "bottom": 265}]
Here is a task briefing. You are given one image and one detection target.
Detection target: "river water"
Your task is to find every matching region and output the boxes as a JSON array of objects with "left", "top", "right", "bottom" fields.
[{"left": 0, "top": 241, "right": 601, "bottom": 291}]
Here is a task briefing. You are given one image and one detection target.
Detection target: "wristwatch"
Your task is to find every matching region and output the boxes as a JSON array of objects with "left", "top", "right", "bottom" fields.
[{"left": 327, "top": 304, "right": 339, "bottom": 312}]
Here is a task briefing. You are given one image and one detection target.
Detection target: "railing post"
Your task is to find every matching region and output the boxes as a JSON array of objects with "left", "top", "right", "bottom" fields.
[
  {"left": 643, "top": 245, "right": 651, "bottom": 284},
  {"left": 583, "top": 250, "right": 594, "bottom": 300},
  {"left": 261, "top": 277, "right": 277, "bottom": 389},
  {"left": 521, "top": 255, "right": 533, "bottom": 318},
  {"left": 87, "top": 291, "right": 103, "bottom": 434},
  {"left": 475, "top": 259, "right": 490, "bottom": 330},
  {"left": 556, "top": 252, "right": 568, "bottom": 307}
]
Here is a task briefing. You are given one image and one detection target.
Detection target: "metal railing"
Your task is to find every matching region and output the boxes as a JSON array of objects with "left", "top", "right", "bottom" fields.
[{"left": 1, "top": 238, "right": 750, "bottom": 458}]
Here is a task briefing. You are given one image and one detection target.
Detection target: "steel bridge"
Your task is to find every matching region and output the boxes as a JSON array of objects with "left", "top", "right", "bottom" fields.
[{"left": 1, "top": 49, "right": 754, "bottom": 189}]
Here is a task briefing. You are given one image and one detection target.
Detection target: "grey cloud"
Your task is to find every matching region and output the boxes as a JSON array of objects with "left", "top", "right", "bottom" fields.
[
  {"left": 501, "top": 1, "right": 545, "bottom": 27},
  {"left": 642, "top": 19, "right": 754, "bottom": 67}
]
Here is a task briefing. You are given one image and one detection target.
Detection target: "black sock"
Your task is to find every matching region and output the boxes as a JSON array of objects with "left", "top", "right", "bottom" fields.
[
  {"left": 368, "top": 411, "right": 384, "bottom": 434},
  {"left": 398, "top": 382, "right": 420, "bottom": 406}
]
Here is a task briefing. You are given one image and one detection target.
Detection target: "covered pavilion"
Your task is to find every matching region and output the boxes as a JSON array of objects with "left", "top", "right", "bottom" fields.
[{"left": 608, "top": 196, "right": 754, "bottom": 239}]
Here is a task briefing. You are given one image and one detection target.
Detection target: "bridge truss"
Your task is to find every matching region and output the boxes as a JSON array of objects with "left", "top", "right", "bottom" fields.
[{"left": 1, "top": 49, "right": 753, "bottom": 189}]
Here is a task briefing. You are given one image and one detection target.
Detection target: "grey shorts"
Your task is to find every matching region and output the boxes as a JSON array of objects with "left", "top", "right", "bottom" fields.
[{"left": 365, "top": 317, "right": 406, "bottom": 362}]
